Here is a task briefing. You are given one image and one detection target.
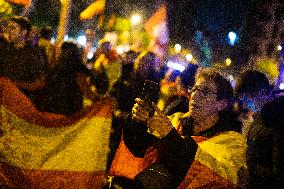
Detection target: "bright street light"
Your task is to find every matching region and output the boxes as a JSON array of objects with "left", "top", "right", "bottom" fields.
[
  {"left": 225, "top": 58, "right": 232, "bottom": 66},
  {"left": 228, "top": 31, "right": 237, "bottom": 46},
  {"left": 131, "top": 14, "right": 141, "bottom": 25},
  {"left": 175, "top": 44, "right": 181, "bottom": 53},
  {"left": 278, "top": 45, "right": 282, "bottom": 51},
  {"left": 279, "top": 82, "right": 284, "bottom": 90},
  {"left": 186, "top": 53, "right": 193, "bottom": 61},
  {"left": 77, "top": 35, "right": 87, "bottom": 46}
]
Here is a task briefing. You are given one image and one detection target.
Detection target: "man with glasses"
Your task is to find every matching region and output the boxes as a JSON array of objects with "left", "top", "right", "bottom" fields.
[{"left": 109, "top": 68, "right": 247, "bottom": 188}]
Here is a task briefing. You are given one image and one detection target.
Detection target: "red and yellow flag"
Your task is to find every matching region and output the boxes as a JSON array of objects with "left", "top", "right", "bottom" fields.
[{"left": 0, "top": 77, "right": 114, "bottom": 188}]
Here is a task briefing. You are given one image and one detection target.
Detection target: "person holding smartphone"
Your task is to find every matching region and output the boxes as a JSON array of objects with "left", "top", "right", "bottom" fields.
[{"left": 109, "top": 68, "right": 247, "bottom": 188}]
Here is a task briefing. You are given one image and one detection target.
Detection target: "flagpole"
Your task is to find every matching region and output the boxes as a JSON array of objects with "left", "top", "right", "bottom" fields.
[{"left": 55, "top": 0, "right": 71, "bottom": 64}]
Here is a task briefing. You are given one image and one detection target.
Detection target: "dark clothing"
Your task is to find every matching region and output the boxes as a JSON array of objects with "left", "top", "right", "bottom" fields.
[
  {"left": 121, "top": 109, "right": 241, "bottom": 188},
  {"left": 110, "top": 79, "right": 136, "bottom": 113},
  {"left": 41, "top": 58, "right": 91, "bottom": 116},
  {"left": 246, "top": 96, "right": 284, "bottom": 189},
  {"left": 0, "top": 43, "right": 46, "bottom": 82},
  {"left": 122, "top": 117, "right": 198, "bottom": 189},
  {"left": 0, "top": 42, "right": 47, "bottom": 108},
  {"left": 108, "top": 69, "right": 160, "bottom": 171}
]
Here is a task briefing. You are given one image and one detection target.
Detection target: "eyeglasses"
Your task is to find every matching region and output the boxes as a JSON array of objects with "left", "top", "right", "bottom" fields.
[{"left": 188, "top": 86, "right": 218, "bottom": 97}]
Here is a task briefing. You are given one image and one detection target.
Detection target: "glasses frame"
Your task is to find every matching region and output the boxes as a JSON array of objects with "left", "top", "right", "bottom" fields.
[{"left": 188, "top": 86, "right": 218, "bottom": 97}]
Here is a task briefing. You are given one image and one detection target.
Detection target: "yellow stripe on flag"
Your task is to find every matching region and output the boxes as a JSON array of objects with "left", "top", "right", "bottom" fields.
[
  {"left": 194, "top": 131, "right": 247, "bottom": 185},
  {"left": 80, "top": 0, "right": 106, "bottom": 20},
  {"left": 0, "top": 77, "right": 114, "bottom": 188}
]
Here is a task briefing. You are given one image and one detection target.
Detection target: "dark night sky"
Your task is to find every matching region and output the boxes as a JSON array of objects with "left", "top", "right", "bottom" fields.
[
  {"left": 28, "top": 0, "right": 249, "bottom": 47},
  {"left": 166, "top": 0, "right": 249, "bottom": 48}
]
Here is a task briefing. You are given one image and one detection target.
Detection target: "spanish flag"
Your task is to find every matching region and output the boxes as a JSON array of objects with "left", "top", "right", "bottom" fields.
[
  {"left": 110, "top": 112, "right": 248, "bottom": 188},
  {"left": 0, "top": 77, "right": 114, "bottom": 188},
  {"left": 80, "top": 0, "right": 106, "bottom": 20}
]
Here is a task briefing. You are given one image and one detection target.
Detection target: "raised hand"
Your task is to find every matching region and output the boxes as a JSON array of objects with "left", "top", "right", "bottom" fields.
[
  {"left": 146, "top": 103, "right": 174, "bottom": 138},
  {"left": 131, "top": 98, "right": 151, "bottom": 122}
]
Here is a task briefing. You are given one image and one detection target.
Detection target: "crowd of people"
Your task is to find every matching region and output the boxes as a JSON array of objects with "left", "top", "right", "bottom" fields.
[{"left": 1, "top": 15, "right": 284, "bottom": 189}]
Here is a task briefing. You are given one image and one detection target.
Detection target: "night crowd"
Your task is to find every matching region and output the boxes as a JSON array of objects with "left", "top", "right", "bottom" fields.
[{"left": 0, "top": 16, "right": 284, "bottom": 189}]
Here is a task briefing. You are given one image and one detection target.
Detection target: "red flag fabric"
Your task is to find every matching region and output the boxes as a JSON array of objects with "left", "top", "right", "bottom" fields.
[
  {"left": 0, "top": 76, "right": 114, "bottom": 188},
  {"left": 7, "top": 0, "right": 30, "bottom": 5}
]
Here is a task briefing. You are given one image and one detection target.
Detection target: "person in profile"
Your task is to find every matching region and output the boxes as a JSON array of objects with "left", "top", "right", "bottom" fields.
[{"left": 110, "top": 69, "right": 246, "bottom": 188}]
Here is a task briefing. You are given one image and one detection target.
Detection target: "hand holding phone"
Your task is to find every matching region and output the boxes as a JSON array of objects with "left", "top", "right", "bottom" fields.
[{"left": 140, "top": 80, "right": 160, "bottom": 117}]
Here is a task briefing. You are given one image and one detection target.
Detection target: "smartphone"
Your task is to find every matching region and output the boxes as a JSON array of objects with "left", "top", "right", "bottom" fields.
[{"left": 140, "top": 80, "right": 160, "bottom": 117}]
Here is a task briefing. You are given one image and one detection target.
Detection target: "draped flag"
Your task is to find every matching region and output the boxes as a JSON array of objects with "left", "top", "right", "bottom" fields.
[
  {"left": 109, "top": 134, "right": 145, "bottom": 179},
  {"left": 80, "top": 0, "right": 106, "bottom": 20},
  {"left": 0, "top": 77, "right": 114, "bottom": 188},
  {"left": 178, "top": 132, "right": 248, "bottom": 189}
]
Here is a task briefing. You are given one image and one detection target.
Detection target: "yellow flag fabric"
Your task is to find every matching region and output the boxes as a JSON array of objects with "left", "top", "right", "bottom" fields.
[
  {"left": 178, "top": 132, "right": 248, "bottom": 189},
  {"left": 0, "top": 77, "right": 114, "bottom": 188},
  {"left": 80, "top": 0, "right": 106, "bottom": 20}
]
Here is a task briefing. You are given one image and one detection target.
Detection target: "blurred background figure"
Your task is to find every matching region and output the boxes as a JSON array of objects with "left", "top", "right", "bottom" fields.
[
  {"left": 92, "top": 41, "right": 121, "bottom": 91},
  {"left": 234, "top": 70, "right": 274, "bottom": 137},
  {"left": 246, "top": 96, "right": 284, "bottom": 189},
  {"left": 38, "top": 26, "right": 55, "bottom": 69},
  {"left": 0, "top": 16, "right": 47, "bottom": 110},
  {"left": 41, "top": 41, "right": 108, "bottom": 116},
  {"left": 27, "top": 26, "right": 40, "bottom": 47},
  {"left": 159, "top": 63, "right": 198, "bottom": 115}
]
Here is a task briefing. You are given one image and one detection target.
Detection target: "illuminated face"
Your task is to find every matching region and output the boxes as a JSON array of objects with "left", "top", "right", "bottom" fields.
[
  {"left": 189, "top": 77, "right": 227, "bottom": 121},
  {"left": 5, "top": 21, "right": 26, "bottom": 44}
]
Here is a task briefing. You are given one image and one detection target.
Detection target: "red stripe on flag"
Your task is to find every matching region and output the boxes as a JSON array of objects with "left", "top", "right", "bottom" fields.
[
  {"left": 0, "top": 162, "right": 105, "bottom": 188},
  {"left": 109, "top": 134, "right": 145, "bottom": 179},
  {"left": 7, "top": 0, "right": 29, "bottom": 5},
  {"left": 0, "top": 77, "right": 114, "bottom": 127}
]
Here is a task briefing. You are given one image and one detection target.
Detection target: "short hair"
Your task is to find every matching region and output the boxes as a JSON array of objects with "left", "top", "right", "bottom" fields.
[
  {"left": 10, "top": 16, "right": 31, "bottom": 35},
  {"left": 196, "top": 68, "right": 235, "bottom": 108},
  {"left": 234, "top": 70, "right": 272, "bottom": 97}
]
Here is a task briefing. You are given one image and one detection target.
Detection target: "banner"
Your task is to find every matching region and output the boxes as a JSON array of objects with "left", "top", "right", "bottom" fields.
[
  {"left": 0, "top": 77, "right": 113, "bottom": 188},
  {"left": 144, "top": 4, "right": 168, "bottom": 60}
]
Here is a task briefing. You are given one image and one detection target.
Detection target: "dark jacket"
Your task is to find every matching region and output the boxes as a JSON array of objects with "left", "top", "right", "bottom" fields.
[
  {"left": 121, "top": 108, "right": 241, "bottom": 188},
  {"left": 246, "top": 96, "right": 284, "bottom": 189},
  {"left": 123, "top": 117, "right": 198, "bottom": 189}
]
